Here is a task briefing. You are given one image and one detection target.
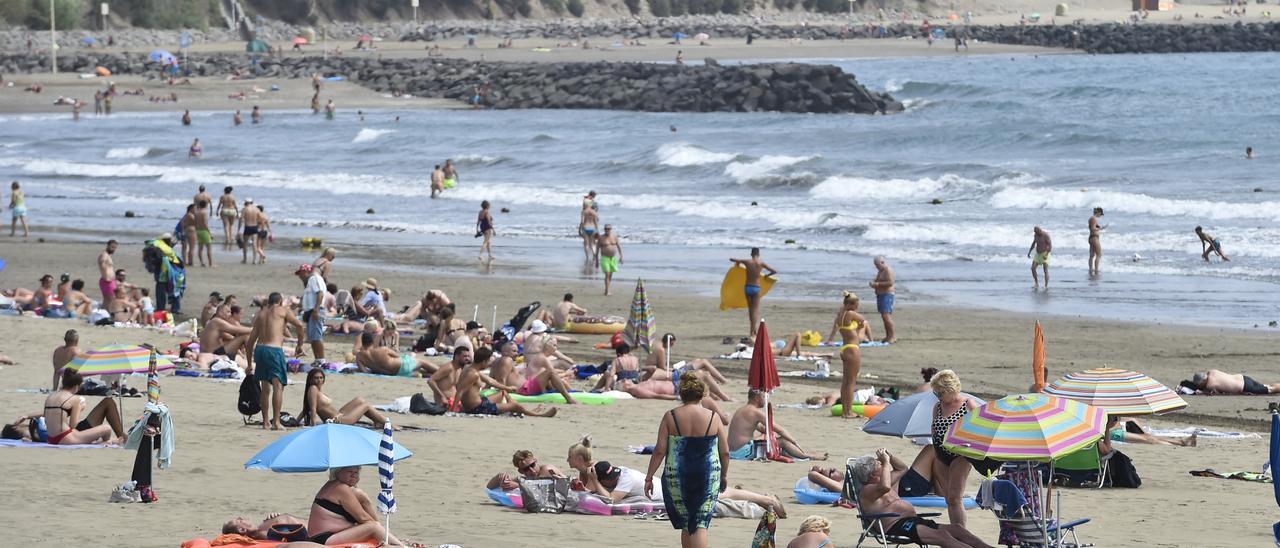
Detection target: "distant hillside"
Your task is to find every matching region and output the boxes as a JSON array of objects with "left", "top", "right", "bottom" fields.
[{"left": 0, "top": 0, "right": 938, "bottom": 30}]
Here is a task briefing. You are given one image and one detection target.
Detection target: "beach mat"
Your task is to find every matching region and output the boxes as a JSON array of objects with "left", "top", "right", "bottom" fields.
[
  {"left": 1189, "top": 469, "right": 1272, "bottom": 483},
  {"left": 1149, "top": 427, "right": 1261, "bottom": 440}
]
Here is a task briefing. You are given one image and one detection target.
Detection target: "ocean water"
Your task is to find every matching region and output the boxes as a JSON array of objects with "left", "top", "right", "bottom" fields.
[{"left": 2, "top": 52, "right": 1279, "bottom": 327}]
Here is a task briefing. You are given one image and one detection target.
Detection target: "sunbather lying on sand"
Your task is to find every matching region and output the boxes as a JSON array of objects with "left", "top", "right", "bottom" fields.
[
  {"left": 354, "top": 332, "right": 437, "bottom": 377},
  {"left": 1103, "top": 415, "right": 1196, "bottom": 447},
  {"left": 222, "top": 513, "right": 306, "bottom": 540},
  {"left": 487, "top": 448, "right": 566, "bottom": 490},
  {"left": 642, "top": 333, "right": 729, "bottom": 385},
  {"left": 617, "top": 379, "right": 729, "bottom": 422},
  {"left": 1186, "top": 369, "right": 1280, "bottom": 395}
]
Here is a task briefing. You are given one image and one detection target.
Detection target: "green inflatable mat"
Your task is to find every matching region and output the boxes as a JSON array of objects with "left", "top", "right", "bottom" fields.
[{"left": 480, "top": 389, "right": 615, "bottom": 405}]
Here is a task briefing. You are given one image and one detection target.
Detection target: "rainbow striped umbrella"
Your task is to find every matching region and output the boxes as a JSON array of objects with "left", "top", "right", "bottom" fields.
[
  {"left": 624, "top": 278, "right": 655, "bottom": 353},
  {"left": 943, "top": 393, "right": 1105, "bottom": 462},
  {"left": 67, "top": 344, "right": 177, "bottom": 376},
  {"left": 1044, "top": 367, "right": 1186, "bottom": 416}
]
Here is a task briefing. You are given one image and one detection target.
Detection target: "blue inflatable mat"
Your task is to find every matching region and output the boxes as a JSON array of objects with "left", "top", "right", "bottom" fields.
[{"left": 793, "top": 479, "right": 976, "bottom": 509}]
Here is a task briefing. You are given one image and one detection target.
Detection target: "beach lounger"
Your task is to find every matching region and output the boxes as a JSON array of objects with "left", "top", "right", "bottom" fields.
[
  {"left": 841, "top": 459, "right": 937, "bottom": 547},
  {"left": 979, "top": 479, "right": 1092, "bottom": 548}
]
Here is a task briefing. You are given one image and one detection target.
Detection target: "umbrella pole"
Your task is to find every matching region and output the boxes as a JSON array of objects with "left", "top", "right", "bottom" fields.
[
  {"left": 764, "top": 392, "right": 773, "bottom": 458},
  {"left": 384, "top": 510, "right": 390, "bottom": 545},
  {"left": 491, "top": 305, "right": 497, "bottom": 332}
]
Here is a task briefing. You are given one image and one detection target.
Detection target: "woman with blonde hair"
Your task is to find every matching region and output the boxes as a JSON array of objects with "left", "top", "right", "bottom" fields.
[
  {"left": 929, "top": 369, "right": 985, "bottom": 528},
  {"left": 308, "top": 466, "right": 410, "bottom": 545},
  {"left": 645, "top": 375, "right": 729, "bottom": 548},
  {"left": 786, "top": 515, "right": 832, "bottom": 548},
  {"left": 565, "top": 435, "right": 602, "bottom": 493},
  {"left": 827, "top": 291, "right": 868, "bottom": 419}
]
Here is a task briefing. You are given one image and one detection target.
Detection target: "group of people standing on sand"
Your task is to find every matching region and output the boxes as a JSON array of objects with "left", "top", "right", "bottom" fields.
[
  {"left": 577, "top": 190, "right": 625, "bottom": 295},
  {"left": 1029, "top": 207, "right": 1232, "bottom": 290},
  {"left": 178, "top": 185, "right": 273, "bottom": 267}
]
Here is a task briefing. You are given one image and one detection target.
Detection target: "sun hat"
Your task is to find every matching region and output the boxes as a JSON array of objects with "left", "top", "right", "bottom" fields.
[{"left": 529, "top": 319, "right": 548, "bottom": 334}]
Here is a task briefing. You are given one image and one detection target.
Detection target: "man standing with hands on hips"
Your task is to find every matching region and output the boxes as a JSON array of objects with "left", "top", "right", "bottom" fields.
[{"left": 870, "top": 256, "right": 896, "bottom": 344}]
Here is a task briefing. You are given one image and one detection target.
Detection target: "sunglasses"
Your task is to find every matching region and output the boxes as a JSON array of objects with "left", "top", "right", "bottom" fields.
[{"left": 518, "top": 460, "right": 537, "bottom": 473}]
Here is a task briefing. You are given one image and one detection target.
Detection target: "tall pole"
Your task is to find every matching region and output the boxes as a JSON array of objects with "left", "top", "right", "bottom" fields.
[{"left": 50, "top": 0, "right": 57, "bottom": 74}]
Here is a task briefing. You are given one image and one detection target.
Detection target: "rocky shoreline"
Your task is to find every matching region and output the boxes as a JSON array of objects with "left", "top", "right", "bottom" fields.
[{"left": 0, "top": 52, "right": 902, "bottom": 114}]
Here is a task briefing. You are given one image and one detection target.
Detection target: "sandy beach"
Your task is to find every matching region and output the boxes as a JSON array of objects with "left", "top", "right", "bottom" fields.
[{"left": 0, "top": 233, "right": 1275, "bottom": 547}]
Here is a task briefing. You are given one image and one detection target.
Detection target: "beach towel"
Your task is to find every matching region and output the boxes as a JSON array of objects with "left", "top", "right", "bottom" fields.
[
  {"left": 662, "top": 429, "right": 721, "bottom": 532},
  {"left": 749, "top": 509, "right": 777, "bottom": 548},
  {"left": 125, "top": 401, "right": 174, "bottom": 469},
  {"left": 1189, "top": 469, "right": 1273, "bottom": 483},
  {"left": 1149, "top": 427, "right": 1261, "bottom": 440}
]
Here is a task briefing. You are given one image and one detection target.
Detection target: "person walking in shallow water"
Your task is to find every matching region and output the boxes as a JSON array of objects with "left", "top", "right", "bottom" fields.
[
  {"left": 1195, "top": 226, "right": 1230, "bottom": 262},
  {"left": 476, "top": 200, "right": 495, "bottom": 261},
  {"left": 1087, "top": 207, "right": 1107, "bottom": 276},
  {"left": 9, "top": 181, "right": 29, "bottom": 238},
  {"left": 1028, "top": 226, "right": 1052, "bottom": 290}
]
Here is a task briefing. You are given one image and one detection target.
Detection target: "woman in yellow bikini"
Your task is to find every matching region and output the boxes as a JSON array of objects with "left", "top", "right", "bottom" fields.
[{"left": 827, "top": 291, "right": 867, "bottom": 419}]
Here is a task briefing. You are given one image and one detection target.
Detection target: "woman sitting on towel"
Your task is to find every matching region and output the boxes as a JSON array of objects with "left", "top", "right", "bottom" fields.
[
  {"left": 300, "top": 369, "right": 389, "bottom": 428},
  {"left": 308, "top": 466, "right": 408, "bottom": 546},
  {"left": 41, "top": 369, "right": 126, "bottom": 445},
  {"left": 644, "top": 375, "right": 729, "bottom": 548}
]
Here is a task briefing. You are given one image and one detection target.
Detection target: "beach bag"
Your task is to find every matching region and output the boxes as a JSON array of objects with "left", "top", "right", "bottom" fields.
[
  {"left": 237, "top": 376, "right": 261, "bottom": 419},
  {"left": 409, "top": 393, "right": 447, "bottom": 415},
  {"left": 1107, "top": 450, "right": 1142, "bottom": 488},
  {"left": 412, "top": 333, "right": 436, "bottom": 353},
  {"left": 518, "top": 477, "right": 570, "bottom": 514}
]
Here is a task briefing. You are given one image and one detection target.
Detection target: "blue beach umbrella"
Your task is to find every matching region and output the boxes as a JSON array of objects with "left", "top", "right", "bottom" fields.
[
  {"left": 245, "top": 423, "right": 412, "bottom": 473},
  {"left": 672, "top": 32, "right": 688, "bottom": 40},
  {"left": 862, "top": 390, "right": 985, "bottom": 439},
  {"left": 81, "top": 37, "right": 97, "bottom": 45},
  {"left": 148, "top": 49, "right": 177, "bottom": 64}
]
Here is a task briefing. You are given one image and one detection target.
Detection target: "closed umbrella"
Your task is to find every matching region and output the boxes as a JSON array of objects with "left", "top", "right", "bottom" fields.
[
  {"left": 748, "top": 320, "right": 781, "bottom": 459},
  {"left": 1031, "top": 321, "right": 1046, "bottom": 392},
  {"left": 377, "top": 419, "right": 398, "bottom": 545},
  {"left": 624, "top": 278, "right": 655, "bottom": 353},
  {"left": 862, "top": 390, "right": 985, "bottom": 439},
  {"left": 1044, "top": 367, "right": 1187, "bottom": 416},
  {"left": 245, "top": 423, "right": 413, "bottom": 473}
]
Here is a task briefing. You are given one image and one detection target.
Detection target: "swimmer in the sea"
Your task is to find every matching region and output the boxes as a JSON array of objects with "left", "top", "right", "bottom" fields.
[{"left": 188, "top": 138, "right": 202, "bottom": 159}]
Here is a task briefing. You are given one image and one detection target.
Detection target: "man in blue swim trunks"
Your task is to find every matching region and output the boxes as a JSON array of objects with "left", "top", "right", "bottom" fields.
[
  {"left": 869, "top": 256, "right": 897, "bottom": 343},
  {"left": 726, "top": 389, "right": 828, "bottom": 461},
  {"left": 730, "top": 247, "right": 777, "bottom": 342},
  {"left": 1194, "top": 226, "right": 1231, "bottom": 262},
  {"left": 245, "top": 292, "right": 304, "bottom": 430},
  {"left": 855, "top": 449, "right": 995, "bottom": 548},
  {"left": 296, "top": 263, "right": 327, "bottom": 366}
]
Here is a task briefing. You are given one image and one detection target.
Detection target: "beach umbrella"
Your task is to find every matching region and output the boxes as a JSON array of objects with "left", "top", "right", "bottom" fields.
[
  {"left": 377, "top": 419, "right": 398, "bottom": 544},
  {"left": 748, "top": 320, "right": 781, "bottom": 459},
  {"left": 81, "top": 37, "right": 97, "bottom": 45},
  {"left": 1044, "top": 367, "right": 1187, "bottom": 416},
  {"left": 693, "top": 32, "right": 710, "bottom": 41},
  {"left": 68, "top": 344, "right": 177, "bottom": 376},
  {"left": 359, "top": 34, "right": 372, "bottom": 41},
  {"left": 147, "top": 49, "right": 176, "bottom": 64},
  {"left": 672, "top": 32, "right": 688, "bottom": 40},
  {"left": 245, "top": 423, "right": 412, "bottom": 473},
  {"left": 624, "top": 278, "right": 655, "bottom": 353},
  {"left": 292, "top": 36, "right": 309, "bottom": 46},
  {"left": 943, "top": 393, "right": 1105, "bottom": 462},
  {"left": 1031, "top": 321, "right": 1046, "bottom": 392},
  {"left": 862, "top": 390, "right": 985, "bottom": 439}
]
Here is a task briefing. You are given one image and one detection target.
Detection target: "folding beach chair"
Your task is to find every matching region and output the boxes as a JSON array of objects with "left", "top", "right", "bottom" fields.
[
  {"left": 1048, "top": 443, "right": 1112, "bottom": 489},
  {"left": 843, "top": 459, "right": 937, "bottom": 547},
  {"left": 980, "top": 479, "right": 1092, "bottom": 548}
]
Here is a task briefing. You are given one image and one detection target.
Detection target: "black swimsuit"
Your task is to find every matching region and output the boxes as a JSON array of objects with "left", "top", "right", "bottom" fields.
[{"left": 311, "top": 497, "right": 357, "bottom": 544}]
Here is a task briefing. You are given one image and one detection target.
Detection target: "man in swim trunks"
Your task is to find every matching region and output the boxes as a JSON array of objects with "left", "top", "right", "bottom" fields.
[
  {"left": 1191, "top": 369, "right": 1280, "bottom": 395},
  {"left": 98, "top": 240, "right": 118, "bottom": 305},
  {"left": 430, "top": 165, "right": 444, "bottom": 198},
  {"left": 1027, "top": 226, "right": 1052, "bottom": 290},
  {"left": 595, "top": 224, "right": 623, "bottom": 296},
  {"left": 237, "top": 198, "right": 261, "bottom": 265},
  {"left": 535, "top": 292, "right": 589, "bottom": 331},
  {"left": 730, "top": 247, "right": 777, "bottom": 342},
  {"left": 1088, "top": 207, "right": 1107, "bottom": 276},
  {"left": 727, "top": 388, "right": 828, "bottom": 461},
  {"left": 194, "top": 185, "right": 211, "bottom": 214},
  {"left": 1195, "top": 226, "right": 1230, "bottom": 262},
  {"left": 442, "top": 159, "right": 459, "bottom": 189},
  {"left": 580, "top": 204, "right": 599, "bottom": 261},
  {"left": 246, "top": 292, "right": 304, "bottom": 430},
  {"left": 519, "top": 338, "right": 580, "bottom": 404},
  {"left": 51, "top": 329, "right": 84, "bottom": 391},
  {"left": 216, "top": 186, "right": 238, "bottom": 247},
  {"left": 297, "top": 263, "right": 327, "bottom": 365},
  {"left": 869, "top": 256, "right": 897, "bottom": 343},
  {"left": 180, "top": 205, "right": 197, "bottom": 266},
  {"left": 855, "top": 449, "right": 994, "bottom": 548},
  {"left": 200, "top": 304, "right": 252, "bottom": 361},
  {"left": 193, "top": 199, "right": 214, "bottom": 267},
  {"left": 428, "top": 346, "right": 472, "bottom": 409},
  {"left": 354, "top": 332, "right": 438, "bottom": 377},
  {"left": 458, "top": 347, "right": 559, "bottom": 418}
]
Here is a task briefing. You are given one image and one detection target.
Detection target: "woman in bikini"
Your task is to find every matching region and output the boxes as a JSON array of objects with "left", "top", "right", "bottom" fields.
[
  {"left": 476, "top": 200, "right": 495, "bottom": 261},
  {"left": 829, "top": 292, "right": 867, "bottom": 419},
  {"left": 641, "top": 334, "right": 731, "bottom": 399},
  {"left": 300, "top": 369, "right": 389, "bottom": 428},
  {"left": 307, "top": 466, "right": 410, "bottom": 546},
  {"left": 42, "top": 369, "right": 126, "bottom": 445}
]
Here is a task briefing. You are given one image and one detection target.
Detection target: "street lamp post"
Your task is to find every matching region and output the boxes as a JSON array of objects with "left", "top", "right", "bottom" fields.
[
  {"left": 412, "top": 0, "right": 419, "bottom": 23},
  {"left": 101, "top": 2, "right": 109, "bottom": 32},
  {"left": 50, "top": 0, "right": 57, "bottom": 74}
]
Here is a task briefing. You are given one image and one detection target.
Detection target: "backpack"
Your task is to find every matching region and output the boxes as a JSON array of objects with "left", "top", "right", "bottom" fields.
[
  {"left": 238, "top": 376, "right": 262, "bottom": 420},
  {"left": 1106, "top": 450, "right": 1142, "bottom": 488},
  {"left": 409, "top": 392, "right": 447, "bottom": 415}
]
